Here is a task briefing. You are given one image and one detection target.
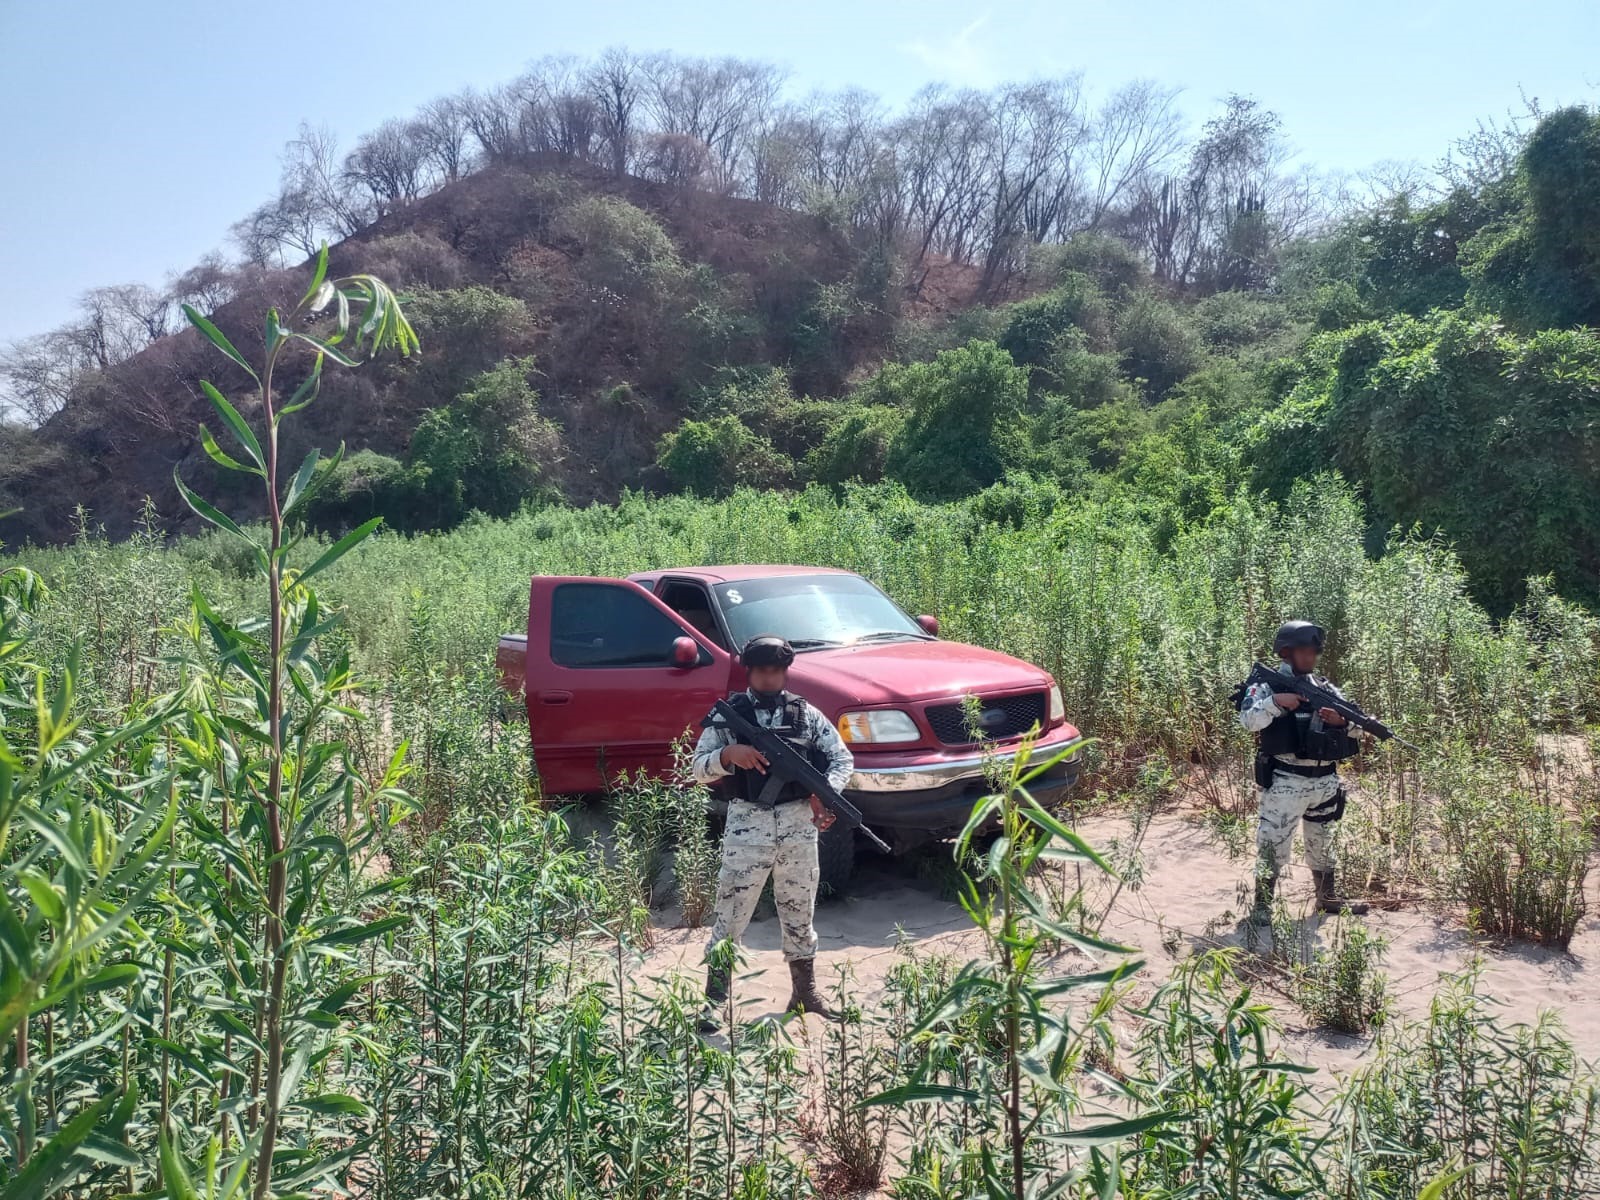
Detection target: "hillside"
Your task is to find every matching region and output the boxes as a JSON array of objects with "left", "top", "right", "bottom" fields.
[
  {"left": 0, "top": 157, "right": 988, "bottom": 545},
  {"left": 3, "top": 68, "right": 1600, "bottom": 612}
]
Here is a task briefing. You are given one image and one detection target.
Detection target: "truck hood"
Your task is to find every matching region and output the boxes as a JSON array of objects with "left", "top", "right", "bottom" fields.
[{"left": 787, "top": 638, "right": 1052, "bottom": 708}]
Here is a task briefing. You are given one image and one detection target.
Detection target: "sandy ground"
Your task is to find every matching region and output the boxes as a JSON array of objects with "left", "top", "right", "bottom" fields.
[{"left": 639, "top": 809, "right": 1600, "bottom": 1085}]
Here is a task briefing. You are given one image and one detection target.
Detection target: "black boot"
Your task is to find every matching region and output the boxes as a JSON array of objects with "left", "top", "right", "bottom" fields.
[
  {"left": 785, "top": 958, "right": 840, "bottom": 1021},
  {"left": 1248, "top": 871, "right": 1279, "bottom": 927},
  {"left": 698, "top": 963, "right": 730, "bottom": 1035},
  {"left": 1313, "top": 869, "right": 1369, "bottom": 916}
]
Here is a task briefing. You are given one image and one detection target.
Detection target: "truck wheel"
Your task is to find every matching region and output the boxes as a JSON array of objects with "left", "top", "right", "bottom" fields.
[{"left": 817, "top": 823, "right": 856, "bottom": 897}]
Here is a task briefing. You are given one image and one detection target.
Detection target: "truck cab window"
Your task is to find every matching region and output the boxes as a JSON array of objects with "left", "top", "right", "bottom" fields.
[
  {"left": 657, "top": 580, "right": 727, "bottom": 649},
  {"left": 550, "top": 583, "right": 689, "bottom": 668}
]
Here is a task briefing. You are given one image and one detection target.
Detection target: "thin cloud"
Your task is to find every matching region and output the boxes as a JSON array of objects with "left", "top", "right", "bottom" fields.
[{"left": 902, "top": 13, "right": 997, "bottom": 87}]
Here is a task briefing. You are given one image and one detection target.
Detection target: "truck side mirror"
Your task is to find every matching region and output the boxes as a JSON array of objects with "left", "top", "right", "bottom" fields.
[
  {"left": 916, "top": 614, "right": 940, "bottom": 636},
  {"left": 671, "top": 636, "right": 700, "bottom": 667}
]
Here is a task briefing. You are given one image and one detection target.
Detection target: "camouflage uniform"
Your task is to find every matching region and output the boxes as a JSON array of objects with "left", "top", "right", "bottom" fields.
[
  {"left": 1237, "top": 668, "right": 1348, "bottom": 877},
  {"left": 691, "top": 693, "right": 854, "bottom": 962}
]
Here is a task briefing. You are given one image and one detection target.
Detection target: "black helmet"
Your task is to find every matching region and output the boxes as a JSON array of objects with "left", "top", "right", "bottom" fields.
[
  {"left": 1273, "top": 620, "right": 1324, "bottom": 655},
  {"left": 741, "top": 634, "right": 795, "bottom": 669}
]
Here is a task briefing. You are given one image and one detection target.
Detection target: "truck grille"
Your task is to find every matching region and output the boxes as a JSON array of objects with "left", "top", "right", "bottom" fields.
[{"left": 924, "top": 692, "right": 1048, "bottom": 746}]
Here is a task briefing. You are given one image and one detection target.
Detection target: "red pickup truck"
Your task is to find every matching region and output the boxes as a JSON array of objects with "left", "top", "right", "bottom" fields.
[{"left": 497, "top": 566, "right": 1084, "bottom": 885}]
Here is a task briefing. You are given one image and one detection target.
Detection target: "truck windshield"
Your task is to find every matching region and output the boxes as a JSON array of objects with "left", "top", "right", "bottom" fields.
[{"left": 713, "top": 574, "right": 926, "bottom": 651}]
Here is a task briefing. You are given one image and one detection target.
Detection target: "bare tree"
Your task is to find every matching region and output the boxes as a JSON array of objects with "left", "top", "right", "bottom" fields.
[
  {"left": 231, "top": 193, "right": 316, "bottom": 267},
  {"left": 168, "top": 252, "right": 240, "bottom": 314},
  {"left": 749, "top": 105, "right": 815, "bottom": 208},
  {"left": 283, "top": 122, "right": 367, "bottom": 236},
  {"left": 587, "top": 47, "right": 644, "bottom": 176},
  {"left": 1018, "top": 76, "right": 1093, "bottom": 243},
  {"left": 980, "top": 78, "right": 1091, "bottom": 291},
  {"left": 414, "top": 93, "right": 475, "bottom": 182},
  {"left": 462, "top": 83, "right": 526, "bottom": 163},
  {"left": 1437, "top": 95, "right": 1545, "bottom": 193},
  {"left": 817, "top": 91, "right": 891, "bottom": 214},
  {"left": 0, "top": 331, "right": 90, "bottom": 423},
  {"left": 644, "top": 54, "right": 785, "bottom": 190},
  {"left": 639, "top": 131, "right": 713, "bottom": 189},
  {"left": 74, "top": 286, "right": 170, "bottom": 369},
  {"left": 344, "top": 118, "right": 431, "bottom": 218},
  {"left": 516, "top": 56, "right": 600, "bottom": 160},
  {"left": 1126, "top": 94, "right": 1300, "bottom": 291},
  {"left": 112, "top": 284, "right": 175, "bottom": 344},
  {"left": 0, "top": 283, "right": 173, "bottom": 422},
  {"left": 894, "top": 86, "right": 994, "bottom": 275},
  {"left": 1085, "top": 80, "right": 1184, "bottom": 229},
  {"left": 234, "top": 122, "right": 372, "bottom": 266}
]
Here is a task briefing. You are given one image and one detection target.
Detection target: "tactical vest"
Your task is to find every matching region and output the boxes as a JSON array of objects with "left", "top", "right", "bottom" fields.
[
  {"left": 721, "top": 692, "right": 830, "bottom": 806},
  {"left": 1254, "top": 673, "right": 1359, "bottom": 764}
]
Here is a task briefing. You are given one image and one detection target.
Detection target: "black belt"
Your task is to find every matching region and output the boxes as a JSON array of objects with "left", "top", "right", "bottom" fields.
[
  {"left": 738, "top": 794, "right": 810, "bottom": 809},
  {"left": 1271, "top": 759, "right": 1337, "bottom": 778}
]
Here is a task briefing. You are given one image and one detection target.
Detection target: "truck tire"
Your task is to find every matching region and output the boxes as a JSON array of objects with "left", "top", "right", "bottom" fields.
[{"left": 817, "top": 823, "right": 856, "bottom": 897}]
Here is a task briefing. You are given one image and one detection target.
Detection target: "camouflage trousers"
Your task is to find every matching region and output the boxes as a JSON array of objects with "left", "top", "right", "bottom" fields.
[
  {"left": 1256, "top": 770, "right": 1340, "bottom": 877},
  {"left": 708, "top": 799, "right": 819, "bottom": 962}
]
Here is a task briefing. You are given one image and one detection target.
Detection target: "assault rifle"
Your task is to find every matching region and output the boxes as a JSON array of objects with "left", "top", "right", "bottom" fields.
[
  {"left": 711, "top": 698, "right": 893, "bottom": 854},
  {"left": 1243, "top": 662, "right": 1420, "bottom": 753}
]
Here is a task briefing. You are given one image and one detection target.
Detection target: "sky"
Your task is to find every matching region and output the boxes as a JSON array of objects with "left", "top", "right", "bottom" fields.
[{"left": 0, "top": 0, "right": 1596, "bottom": 345}]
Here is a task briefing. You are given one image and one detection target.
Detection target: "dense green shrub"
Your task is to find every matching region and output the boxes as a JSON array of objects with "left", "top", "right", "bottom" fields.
[
  {"left": 402, "top": 285, "right": 536, "bottom": 393},
  {"left": 998, "top": 274, "right": 1113, "bottom": 384},
  {"left": 1034, "top": 327, "right": 1130, "bottom": 410},
  {"left": 656, "top": 414, "right": 791, "bottom": 497},
  {"left": 1465, "top": 106, "right": 1600, "bottom": 330},
  {"left": 1116, "top": 295, "right": 1207, "bottom": 400},
  {"left": 804, "top": 404, "right": 903, "bottom": 485},
  {"left": 1325, "top": 193, "right": 1486, "bottom": 317},
  {"left": 969, "top": 472, "right": 1064, "bottom": 529},
  {"left": 1333, "top": 970, "right": 1600, "bottom": 1199},
  {"left": 1038, "top": 231, "right": 1151, "bottom": 301},
  {"left": 893, "top": 305, "right": 1008, "bottom": 364},
  {"left": 556, "top": 194, "right": 685, "bottom": 295},
  {"left": 691, "top": 367, "right": 841, "bottom": 463},
  {"left": 1254, "top": 311, "right": 1600, "bottom": 609},
  {"left": 1026, "top": 395, "right": 1153, "bottom": 483},
  {"left": 1283, "top": 916, "right": 1391, "bottom": 1034},
  {"left": 304, "top": 448, "right": 426, "bottom": 531},
  {"left": 409, "top": 356, "right": 563, "bottom": 524},
  {"left": 692, "top": 365, "right": 795, "bottom": 423},
  {"left": 1437, "top": 758, "right": 1591, "bottom": 948},
  {"left": 879, "top": 340, "right": 1029, "bottom": 500},
  {"left": 1110, "top": 954, "right": 1325, "bottom": 1195},
  {"left": 1191, "top": 289, "right": 1300, "bottom": 356}
]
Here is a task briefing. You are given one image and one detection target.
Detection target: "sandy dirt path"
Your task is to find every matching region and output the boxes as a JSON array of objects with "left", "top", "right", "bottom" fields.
[{"left": 640, "top": 809, "right": 1600, "bottom": 1083}]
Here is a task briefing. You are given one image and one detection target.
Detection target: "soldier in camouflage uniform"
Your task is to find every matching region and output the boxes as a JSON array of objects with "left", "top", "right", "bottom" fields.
[
  {"left": 1236, "top": 621, "right": 1369, "bottom": 924},
  {"left": 691, "top": 635, "right": 854, "bottom": 1028}
]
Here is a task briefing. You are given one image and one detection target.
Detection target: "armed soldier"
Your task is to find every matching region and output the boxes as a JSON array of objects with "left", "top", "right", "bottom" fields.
[
  {"left": 691, "top": 635, "right": 854, "bottom": 1028},
  {"left": 1235, "top": 621, "right": 1369, "bottom": 924}
]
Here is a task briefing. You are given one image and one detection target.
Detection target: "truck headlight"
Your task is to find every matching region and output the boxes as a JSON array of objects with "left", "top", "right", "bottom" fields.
[
  {"left": 1048, "top": 683, "right": 1065, "bottom": 723},
  {"left": 838, "top": 709, "right": 920, "bottom": 744}
]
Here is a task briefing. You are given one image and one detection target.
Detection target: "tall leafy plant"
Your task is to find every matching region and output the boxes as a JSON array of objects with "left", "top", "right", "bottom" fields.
[
  {"left": 1, "top": 568, "right": 168, "bottom": 1197},
  {"left": 867, "top": 737, "right": 1164, "bottom": 1198},
  {"left": 172, "top": 251, "right": 417, "bottom": 1198}
]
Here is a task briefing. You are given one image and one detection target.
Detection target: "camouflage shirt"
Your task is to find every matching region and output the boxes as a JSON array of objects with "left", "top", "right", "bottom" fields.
[
  {"left": 1237, "top": 662, "right": 1353, "bottom": 768},
  {"left": 691, "top": 690, "right": 855, "bottom": 793}
]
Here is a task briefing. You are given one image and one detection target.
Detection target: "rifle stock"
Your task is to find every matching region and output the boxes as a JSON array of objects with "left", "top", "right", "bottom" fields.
[{"left": 711, "top": 699, "right": 893, "bottom": 854}]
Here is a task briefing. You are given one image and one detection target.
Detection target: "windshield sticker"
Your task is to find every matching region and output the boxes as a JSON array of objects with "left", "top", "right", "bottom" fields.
[{"left": 726, "top": 589, "right": 743, "bottom": 604}]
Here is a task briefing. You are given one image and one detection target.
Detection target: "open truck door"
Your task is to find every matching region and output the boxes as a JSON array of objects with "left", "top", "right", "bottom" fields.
[{"left": 524, "top": 576, "right": 734, "bottom": 794}]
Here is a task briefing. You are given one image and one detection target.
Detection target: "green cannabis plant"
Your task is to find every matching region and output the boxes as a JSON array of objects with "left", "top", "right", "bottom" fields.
[
  {"left": 868, "top": 736, "right": 1162, "bottom": 1197},
  {"left": 165, "top": 251, "right": 418, "bottom": 1198}
]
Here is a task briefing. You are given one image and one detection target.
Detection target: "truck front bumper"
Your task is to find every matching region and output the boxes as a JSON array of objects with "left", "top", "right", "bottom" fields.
[{"left": 843, "top": 725, "right": 1086, "bottom": 836}]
